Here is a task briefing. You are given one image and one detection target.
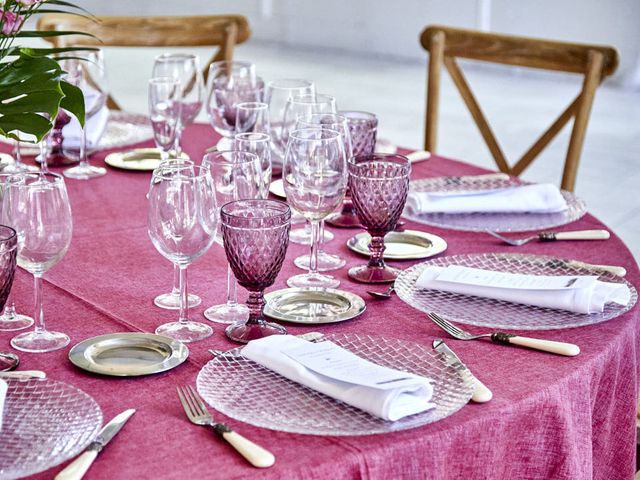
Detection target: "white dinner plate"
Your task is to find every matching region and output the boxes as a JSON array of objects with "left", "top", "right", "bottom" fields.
[{"left": 105, "top": 148, "right": 189, "bottom": 171}]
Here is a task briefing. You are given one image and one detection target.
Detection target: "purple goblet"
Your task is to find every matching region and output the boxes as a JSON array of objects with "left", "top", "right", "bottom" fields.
[
  {"left": 348, "top": 154, "right": 410, "bottom": 283},
  {"left": 327, "top": 111, "right": 378, "bottom": 228},
  {"left": 221, "top": 199, "right": 291, "bottom": 343},
  {"left": 0, "top": 225, "right": 17, "bottom": 313}
]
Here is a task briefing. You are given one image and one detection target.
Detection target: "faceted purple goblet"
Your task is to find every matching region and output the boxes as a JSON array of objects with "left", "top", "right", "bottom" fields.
[
  {"left": 348, "top": 154, "right": 410, "bottom": 283},
  {"left": 0, "top": 225, "right": 17, "bottom": 313},
  {"left": 221, "top": 199, "right": 291, "bottom": 343},
  {"left": 327, "top": 111, "right": 378, "bottom": 228}
]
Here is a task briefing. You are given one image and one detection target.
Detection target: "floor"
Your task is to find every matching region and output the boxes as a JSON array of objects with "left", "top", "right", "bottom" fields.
[{"left": 103, "top": 41, "right": 640, "bottom": 261}]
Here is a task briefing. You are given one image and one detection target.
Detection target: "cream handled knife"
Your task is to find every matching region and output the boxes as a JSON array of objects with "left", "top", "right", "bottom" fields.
[
  {"left": 55, "top": 409, "right": 136, "bottom": 480},
  {"left": 433, "top": 339, "right": 492, "bottom": 403}
]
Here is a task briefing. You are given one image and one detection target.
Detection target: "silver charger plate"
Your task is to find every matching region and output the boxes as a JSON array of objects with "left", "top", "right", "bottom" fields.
[
  {"left": 197, "top": 332, "right": 474, "bottom": 436},
  {"left": 264, "top": 288, "right": 366, "bottom": 324},
  {"left": 105, "top": 148, "right": 190, "bottom": 171},
  {"left": 395, "top": 252, "right": 637, "bottom": 330},
  {"left": 69, "top": 332, "right": 189, "bottom": 376},
  {"left": 0, "top": 379, "right": 102, "bottom": 480},
  {"left": 347, "top": 229, "right": 447, "bottom": 260},
  {"left": 403, "top": 176, "right": 587, "bottom": 232}
]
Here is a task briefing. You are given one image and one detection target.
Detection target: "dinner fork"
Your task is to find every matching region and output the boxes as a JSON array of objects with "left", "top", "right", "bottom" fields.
[
  {"left": 176, "top": 385, "right": 275, "bottom": 468},
  {"left": 428, "top": 312, "right": 580, "bottom": 356},
  {"left": 486, "top": 229, "right": 610, "bottom": 246}
]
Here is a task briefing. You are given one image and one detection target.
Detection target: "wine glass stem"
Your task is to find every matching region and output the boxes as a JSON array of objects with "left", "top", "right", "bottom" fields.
[
  {"left": 246, "top": 289, "right": 265, "bottom": 325},
  {"left": 226, "top": 264, "right": 238, "bottom": 306},
  {"left": 14, "top": 140, "right": 23, "bottom": 168},
  {"left": 171, "top": 264, "right": 180, "bottom": 295},
  {"left": 319, "top": 220, "right": 326, "bottom": 248},
  {"left": 39, "top": 138, "right": 49, "bottom": 173},
  {"left": 368, "top": 235, "right": 387, "bottom": 268},
  {"left": 33, "top": 273, "right": 46, "bottom": 334},
  {"left": 309, "top": 220, "right": 320, "bottom": 274},
  {"left": 79, "top": 126, "right": 89, "bottom": 169},
  {"left": 178, "top": 264, "right": 189, "bottom": 324},
  {"left": 174, "top": 125, "right": 184, "bottom": 156},
  {"left": 3, "top": 301, "right": 16, "bottom": 320}
]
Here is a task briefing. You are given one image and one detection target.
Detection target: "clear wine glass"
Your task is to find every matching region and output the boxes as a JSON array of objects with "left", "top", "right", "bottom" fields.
[
  {"left": 221, "top": 199, "right": 290, "bottom": 343},
  {"left": 283, "top": 128, "right": 347, "bottom": 288},
  {"left": 235, "top": 102, "right": 270, "bottom": 135},
  {"left": 152, "top": 54, "right": 204, "bottom": 156},
  {"left": 148, "top": 77, "right": 183, "bottom": 162},
  {"left": 348, "top": 154, "right": 411, "bottom": 283},
  {"left": 233, "top": 133, "right": 272, "bottom": 199},
  {"left": 5, "top": 139, "right": 38, "bottom": 174},
  {"left": 62, "top": 49, "right": 109, "bottom": 180},
  {"left": 147, "top": 166, "right": 217, "bottom": 342},
  {"left": 201, "top": 151, "right": 262, "bottom": 324},
  {"left": 0, "top": 173, "right": 33, "bottom": 331},
  {"left": 3, "top": 173, "right": 73, "bottom": 352}
]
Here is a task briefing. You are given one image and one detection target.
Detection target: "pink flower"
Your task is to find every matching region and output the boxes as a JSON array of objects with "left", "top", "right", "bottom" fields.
[{"left": 1, "top": 10, "right": 22, "bottom": 35}]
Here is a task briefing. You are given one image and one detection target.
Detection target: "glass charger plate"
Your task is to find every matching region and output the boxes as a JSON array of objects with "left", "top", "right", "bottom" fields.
[
  {"left": 0, "top": 379, "right": 102, "bottom": 480},
  {"left": 197, "top": 332, "right": 474, "bottom": 436},
  {"left": 403, "top": 177, "right": 586, "bottom": 232},
  {"left": 395, "top": 253, "right": 637, "bottom": 331},
  {"left": 98, "top": 111, "right": 153, "bottom": 150}
]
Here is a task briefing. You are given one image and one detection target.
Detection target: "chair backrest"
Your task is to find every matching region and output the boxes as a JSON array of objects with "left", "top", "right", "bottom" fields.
[
  {"left": 420, "top": 25, "right": 619, "bottom": 192},
  {"left": 37, "top": 14, "right": 251, "bottom": 110}
]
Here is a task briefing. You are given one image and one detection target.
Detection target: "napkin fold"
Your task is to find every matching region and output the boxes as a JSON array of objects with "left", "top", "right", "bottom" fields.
[
  {"left": 62, "top": 91, "right": 109, "bottom": 150},
  {"left": 406, "top": 183, "right": 568, "bottom": 214},
  {"left": 242, "top": 335, "right": 435, "bottom": 421},
  {"left": 0, "top": 379, "right": 7, "bottom": 431},
  {"left": 416, "top": 265, "right": 631, "bottom": 314}
]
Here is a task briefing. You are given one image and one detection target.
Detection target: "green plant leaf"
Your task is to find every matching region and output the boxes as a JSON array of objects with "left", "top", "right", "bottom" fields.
[
  {"left": 2, "top": 46, "right": 99, "bottom": 57},
  {"left": 0, "top": 113, "right": 51, "bottom": 140},
  {"left": 60, "top": 80, "right": 85, "bottom": 125},
  {"left": 16, "top": 30, "right": 98, "bottom": 40}
]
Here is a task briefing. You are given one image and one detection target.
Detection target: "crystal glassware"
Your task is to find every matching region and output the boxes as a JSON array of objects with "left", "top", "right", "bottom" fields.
[
  {"left": 202, "top": 151, "right": 262, "bottom": 324},
  {"left": 233, "top": 132, "right": 272, "bottom": 199},
  {"left": 221, "top": 199, "right": 290, "bottom": 343},
  {"left": 327, "top": 111, "right": 378, "bottom": 228},
  {"left": 6, "top": 139, "right": 38, "bottom": 173},
  {"left": 152, "top": 53, "right": 204, "bottom": 155},
  {"left": 206, "top": 61, "right": 263, "bottom": 138},
  {"left": 235, "top": 102, "right": 270, "bottom": 135},
  {"left": 348, "top": 154, "right": 410, "bottom": 283},
  {"left": 148, "top": 77, "right": 183, "bottom": 162},
  {"left": 283, "top": 128, "right": 347, "bottom": 288},
  {"left": 4, "top": 173, "right": 73, "bottom": 352},
  {"left": 0, "top": 225, "right": 17, "bottom": 313},
  {"left": 147, "top": 166, "right": 217, "bottom": 342},
  {"left": 62, "top": 49, "right": 109, "bottom": 180}
]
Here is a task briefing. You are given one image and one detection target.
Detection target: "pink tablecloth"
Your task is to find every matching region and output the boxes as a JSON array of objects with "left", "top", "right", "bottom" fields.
[{"left": 1, "top": 124, "right": 638, "bottom": 480}]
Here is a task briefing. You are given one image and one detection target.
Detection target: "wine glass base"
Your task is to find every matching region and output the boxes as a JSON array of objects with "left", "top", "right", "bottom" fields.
[
  {"left": 348, "top": 264, "right": 401, "bottom": 284},
  {"left": 204, "top": 303, "right": 249, "bottom": 324},
  {"left": 225, "top": 319, "right": 287, "bottom": 344},
  {"left": 11, "top": 330, "right": 70, "bottom": 353},
  {"left": 287, "top": 272, "right": 340, "bottom": 289},
  {"left": 294, "top": 252, "right": 346, "bottom": 272},
  {"left": 289, "top": 227, "right": 334, "bottom": 245},
  {"left": 154, "top": 292, "right": 202, "bottom": 310},
  {"left": 325, "top": 211, "right": 361, "bottom": 228},
  {"left": 2, "top": 162, "right": 39, "bottom": 173},
  {"left": 155, "top": 321, "right": 213, "bottom": 343},
  {"left": 0, "top": 313, "right": 35, "bottom": 332},
  {"left": 63, "top": 164, "right": 107, "bottom": 180}
]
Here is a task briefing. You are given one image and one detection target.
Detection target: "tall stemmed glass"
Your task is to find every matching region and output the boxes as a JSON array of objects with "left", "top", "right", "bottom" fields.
[
  {"left": 6, "top": 140, "right": 38, "bottom": 173},
  {"left": 348, "top": 154, "right": 411, "bottom": 283},
  {"left": 152, "top": 54, "right": 204, "bottom": 156},
  {"left": 148, "top": 77, "right": 182, "bottom": 162},
  {"left": 233, "top": 133, "right": 272, "bottom": 199},
  {"left": 0, "top": 173, "right": 33, "bottom": 331},
  {"left": 284, "top": 128, "right": 347, "bottom": 289},
  {"left": 63, "top": 50, "right": 109, "bottom": 180},
  {"left": 148, "top": 166, "right": 217, "bottom": 342},
  {"left": 221, "top": 199, "right": 290, "bottom": 343},
  {"left": 202, "top": 151, "right": 262, "bottom": 324},
  {"left": 3, "top": 173, "right": 73, "bottom": 352}
]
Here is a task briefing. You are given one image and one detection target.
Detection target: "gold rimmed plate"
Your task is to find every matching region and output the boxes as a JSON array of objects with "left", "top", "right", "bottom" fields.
[
  {"left": 264, "top": 288, "right": 366, "bottom": 324},
  {"left": 69, "top": 332, "right": 189, "bottom": 376},
  {"left": 347, "top": 230, "right": 447, "bottom": 260},
  {"left": 105, "top": 148, "right": 189, "bottom": 171}
]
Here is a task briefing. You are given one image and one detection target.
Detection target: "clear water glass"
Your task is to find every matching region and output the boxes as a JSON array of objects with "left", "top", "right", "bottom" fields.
[
  {"left": 235, "top": 102, "right": 270, "bottom": 135},
  {"left": 233, "top": 132, "right": 272, "bottom": 199},
  {"left": 148, "top": 77, "right": 182, "bottom": 161}
]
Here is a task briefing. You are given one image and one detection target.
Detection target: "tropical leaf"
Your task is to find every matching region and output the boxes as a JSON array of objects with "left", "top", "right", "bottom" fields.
[
  {"left": 59, "top": 80, "right": 84, "bottom": 125},
  {"left": 15, "top": 30, "right": 98, "bottom": 40}
]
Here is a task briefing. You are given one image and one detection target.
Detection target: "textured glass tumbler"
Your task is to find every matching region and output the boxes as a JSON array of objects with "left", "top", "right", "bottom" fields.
[
  {"left": 327, "top": 111, "right": 378, "bottom": 228},
  {"left": 221, "top": 199, "right": 291, "bottom": 343},
  {"left": 348, "top": 154, "right": 410, "bottom": 283},
  {"left": 0, "top": 226, "right": 17, "bottom": 314}
]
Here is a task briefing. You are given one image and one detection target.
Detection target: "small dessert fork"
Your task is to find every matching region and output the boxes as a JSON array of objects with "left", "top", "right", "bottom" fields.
[
  {"left": 177, "top": 385, "right": 275, "bottom": 468},
  {"left": 428, "top": 312, "right": 580, "bottom": 356},
  {"left": 486, "top": 229, "right": 609, "bottom": 246}
]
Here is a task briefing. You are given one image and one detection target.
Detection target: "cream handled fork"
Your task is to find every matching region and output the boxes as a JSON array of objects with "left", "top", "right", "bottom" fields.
[
  {"left": 177, "top": 385, "right": 275, "bottom": 468},
  {"left": 428, "top": 312, "right": 580, "bottom": 356},
  {"left": 487, "top": 229, "right": 610, "bottom": 246}
]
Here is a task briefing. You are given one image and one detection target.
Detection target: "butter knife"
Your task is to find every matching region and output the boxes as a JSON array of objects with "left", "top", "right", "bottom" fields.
[
  {"left": 433, "top": 339, "right": 492, "bottom": 403},
  {"left": 55, "top": 409, "right": 136, "bottom": 480}
]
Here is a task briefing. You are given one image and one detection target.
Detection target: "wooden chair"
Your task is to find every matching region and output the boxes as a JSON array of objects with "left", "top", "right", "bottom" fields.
[
  {"left": 37, "top": 14, "right": 251, "bottom": 110},
  {"left": 420, "top": 25, "right": 619, "bottom": 192}
]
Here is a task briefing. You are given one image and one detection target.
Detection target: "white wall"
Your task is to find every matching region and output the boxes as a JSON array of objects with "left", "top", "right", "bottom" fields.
[{"left": 70, "top": 0, "right": 640, "bottom": 84}]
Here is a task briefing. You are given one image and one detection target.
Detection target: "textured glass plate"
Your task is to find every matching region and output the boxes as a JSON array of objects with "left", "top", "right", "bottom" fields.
[
  {"left": 197, "top": 332, "right": 474, "bottom": 435},
  {"left": 98, "top": 111, "right": 153, "bottom": 150},
  {"left": 403, "top": 177, "right": 587, "bottom": 232},
  {"left": 0, "top": 379, "right": 102, "bottom": 480},
  {"left": 347, "top": 229, "right": 447, "bottom": 260},
  {"left": 395, "top": 253, "right": 637, "bottom": 330}
]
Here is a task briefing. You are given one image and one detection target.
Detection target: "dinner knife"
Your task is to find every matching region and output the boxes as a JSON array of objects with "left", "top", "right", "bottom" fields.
[
  {"left": 433, "top": 339, "right": 492, "bottom": 403},
  {"left": 55, "top": 408, "right": 136, "bottom": 480}
]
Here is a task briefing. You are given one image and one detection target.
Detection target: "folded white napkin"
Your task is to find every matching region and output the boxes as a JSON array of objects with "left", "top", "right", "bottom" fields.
[
  {"left": 242, "top": 335, "right": 435, "bottom": 421},
  {"left": 406, "top": 183, "right": 568, "bottom": 214},
  {"left": 0, "top": 379, "right": 7, "bottom": 431},
  {"left": 416, "top": 265, "right": 630, "bottom": 314},
  {"left": 62, "top": 91, "right": 109, "bottom": 149}
]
